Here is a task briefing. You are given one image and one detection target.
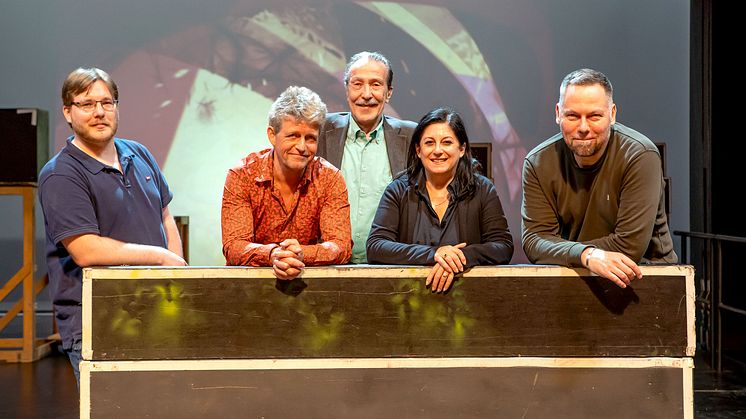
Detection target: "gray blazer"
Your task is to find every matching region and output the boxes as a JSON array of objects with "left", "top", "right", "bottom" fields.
[{"left": 317, "top": 112, "right": 416, "bottom": 175}]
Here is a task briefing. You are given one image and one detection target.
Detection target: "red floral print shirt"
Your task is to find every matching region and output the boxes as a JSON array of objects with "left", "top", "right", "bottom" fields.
[{"left": 221, "top": 148, "right": 352, "bottom": 266}]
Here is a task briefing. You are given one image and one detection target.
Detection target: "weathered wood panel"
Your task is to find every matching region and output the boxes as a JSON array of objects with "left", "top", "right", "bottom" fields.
[
  {"left": 82, "top": 265, "right": 694, "bottom": 360},
  {"left": 80, "top": 358, "right": 691, "bottom": 419}
]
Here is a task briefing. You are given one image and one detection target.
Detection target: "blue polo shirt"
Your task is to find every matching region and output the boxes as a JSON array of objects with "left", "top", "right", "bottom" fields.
[{"left": 38, "top": 137, "right": 172, "bottom": 349}]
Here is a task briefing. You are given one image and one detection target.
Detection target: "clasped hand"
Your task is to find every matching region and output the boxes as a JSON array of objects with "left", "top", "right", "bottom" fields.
[
  {"left": 270, "top": 239, "right": 305, "bottom": 280},
  {"left": 426, "top": 242, "right": 467, "bottom": 293}
]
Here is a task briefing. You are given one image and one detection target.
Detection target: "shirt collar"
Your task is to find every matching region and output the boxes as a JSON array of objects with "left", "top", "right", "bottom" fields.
[
  {"left": 346, "top": 115, "right": 385, "bottom": 144},
  {"left": 413, "top": 171, "right": 460, "bottom": 200},
  {"left": 254, "top": 147, "right": 313, "bottom": 187},
  {"left": 63, "top": 136, "right": 134, "bottom": 174}
]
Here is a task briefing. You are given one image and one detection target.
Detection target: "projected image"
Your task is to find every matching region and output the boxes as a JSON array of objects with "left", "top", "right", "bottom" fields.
[{"left": 56, "top": 1, "right": 553, "bottom": 265}]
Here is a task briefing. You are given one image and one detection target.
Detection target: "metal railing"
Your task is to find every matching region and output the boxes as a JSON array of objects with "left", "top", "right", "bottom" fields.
[{"left": 674, "top": 230, "right": 746, "bottom": 373}]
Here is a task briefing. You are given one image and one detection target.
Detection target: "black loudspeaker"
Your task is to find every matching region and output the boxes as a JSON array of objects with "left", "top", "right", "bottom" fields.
[{"left": 0, "top": 108, "right": 49, "bottom": 183}]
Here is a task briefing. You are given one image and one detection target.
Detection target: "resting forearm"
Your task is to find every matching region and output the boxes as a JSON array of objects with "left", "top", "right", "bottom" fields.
[
  {"left": 301, "top": 241, "right": 351, "bottom": 265},
  {"left": 366, "top": 238, "right": 435, "bottom": 265},
  {"left": 463, "top": 242, "right": 513, "bottom": 267},
  {"left": 223, "top": 241, "right": 276, "bottom": 266},
  {"left": 66, "top": 235, "right": 175, "bottom": 267}
]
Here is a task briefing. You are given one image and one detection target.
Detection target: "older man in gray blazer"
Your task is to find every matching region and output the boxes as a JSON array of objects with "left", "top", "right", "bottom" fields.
[{"left": 317, "top": 51, "right": 416, "bottom": 263}]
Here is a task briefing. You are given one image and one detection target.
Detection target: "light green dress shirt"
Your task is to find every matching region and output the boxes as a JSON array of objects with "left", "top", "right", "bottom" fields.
[{"left": 340, "top": 117, "right": 392, "bottom": 263}]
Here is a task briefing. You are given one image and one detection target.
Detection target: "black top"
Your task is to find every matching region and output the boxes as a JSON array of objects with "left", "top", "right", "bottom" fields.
[{"left": 366, "top": 173, "right": 514, "bottom": 267}]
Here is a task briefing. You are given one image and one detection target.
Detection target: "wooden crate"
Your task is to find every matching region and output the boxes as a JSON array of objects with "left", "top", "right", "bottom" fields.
[{"left": 81, "top": 265, "right": 695, "bottom": 418}]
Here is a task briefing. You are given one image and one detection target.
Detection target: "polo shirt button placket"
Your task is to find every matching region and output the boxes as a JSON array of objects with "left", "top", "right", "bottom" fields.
[
  {"left": 120, "top": 160, "right": 132, "bottom": 188},
  {"left": 119, "top": 171, "right": 130, "bottom": 187}
]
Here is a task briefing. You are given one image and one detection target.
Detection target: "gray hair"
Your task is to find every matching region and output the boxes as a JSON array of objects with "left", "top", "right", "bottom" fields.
[
  {"left": 268, "top": 86, "right": 327, "bottom": 132},
  {"left": 559, "top": 68, "right": 613, "bottom": 104},
  {"left": 343, "top": 51, "right": 393, "bottom": 88}
]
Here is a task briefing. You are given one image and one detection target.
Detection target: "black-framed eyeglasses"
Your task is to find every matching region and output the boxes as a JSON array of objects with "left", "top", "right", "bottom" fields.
[{"left": 70, "top": 99, "right": 118, "bottom": 113}]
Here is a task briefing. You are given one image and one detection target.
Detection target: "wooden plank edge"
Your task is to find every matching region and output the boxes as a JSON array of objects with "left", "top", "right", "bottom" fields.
[
  {"left": 683, "top": 365, "right": 694, "bottom": 419},
  {"left": 80, "top": 360, "right": 91, "bottom": 419},
  {"left": 83, "top": 264, "right": 694, "bottom": 281},
  {"left": 82, "top": 274, "right": 92, "bottom": 360},
  {"left": 684, "top": 265, "right": 697, "bottom": 356},
  {"left": 86, "top": 356, "right": 695, "bottom": 372}
]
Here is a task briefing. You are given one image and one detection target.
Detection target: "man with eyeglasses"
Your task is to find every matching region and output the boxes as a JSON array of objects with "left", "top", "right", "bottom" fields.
[
  {"left": 316, "top": 51, "right": 416, "bottom": 263},
  {"left": 38, "top": 67, "right": 187, "bottom": 388}
]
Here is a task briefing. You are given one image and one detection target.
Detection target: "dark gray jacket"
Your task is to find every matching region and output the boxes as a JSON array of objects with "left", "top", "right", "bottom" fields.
[
  {"left": 367, "top": 174, "right": 514, "bottom": 267},
  {"left": 316, "top": 112, "right": 416, "bottom": 175}
]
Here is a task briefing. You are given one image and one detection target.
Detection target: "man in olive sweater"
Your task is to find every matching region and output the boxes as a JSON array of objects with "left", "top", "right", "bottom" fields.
[{"left": 521, "top": 68, "right": 677, "bottom": 288}]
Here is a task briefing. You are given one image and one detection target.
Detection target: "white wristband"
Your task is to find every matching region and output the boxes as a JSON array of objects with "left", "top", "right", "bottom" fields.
[{"left": 585, "top": 248, "right": 596, "bottom": 268}]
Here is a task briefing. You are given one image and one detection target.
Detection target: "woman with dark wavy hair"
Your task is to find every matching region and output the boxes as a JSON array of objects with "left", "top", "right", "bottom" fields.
[{"left": 366, "top": 107, "right": 513, "bottom": 292}]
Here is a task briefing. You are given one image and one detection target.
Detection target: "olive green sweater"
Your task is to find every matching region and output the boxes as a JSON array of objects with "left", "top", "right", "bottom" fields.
[{"left": 521, "top": 123, "right": 677, "bottom": 267}]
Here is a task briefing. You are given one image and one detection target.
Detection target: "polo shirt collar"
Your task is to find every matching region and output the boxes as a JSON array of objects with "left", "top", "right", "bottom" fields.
[{"left": 63, "top": 136, "right": 134, "bottom": 174}]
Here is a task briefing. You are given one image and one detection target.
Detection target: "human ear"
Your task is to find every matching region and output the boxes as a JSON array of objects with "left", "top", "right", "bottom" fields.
[
  {"left": 63, "top": 106, "right": 72, "bottom": 124},
  {"left": 267, "top": 126, "right": 276, "bottom": 147}
]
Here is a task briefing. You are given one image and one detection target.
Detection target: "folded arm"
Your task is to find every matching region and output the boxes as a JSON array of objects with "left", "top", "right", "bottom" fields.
[
  {"left": 460, "top": 180, "right": 514, "bottom": 266},
  {"left": 366, "top": 183, "right": 440, "bottom": 265},
  {"left": 300, "top": 171, "right": 352, "bottom": 265},
  {"left": 221, "top": 168, "right": 278, "bottom": 266}
]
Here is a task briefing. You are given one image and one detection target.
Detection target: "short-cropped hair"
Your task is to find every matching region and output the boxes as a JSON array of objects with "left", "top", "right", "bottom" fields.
[
  {"left": 559, "top": 68, "right": 613, "bottom": 104},
  {"left": 268, "top": 86, "right": 327, "bottom": 132}
]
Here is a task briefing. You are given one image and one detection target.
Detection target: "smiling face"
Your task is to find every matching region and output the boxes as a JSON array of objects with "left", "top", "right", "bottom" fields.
[
  {"left": 62, "top": 80, "right": 119, "bottom": 149},
  {"left": 345, "top": 57, "right": 392, "bottom": 134},
  {"left": 268, "top": 116, "right": 319, "bottom": 176},
  {"left": 416, "top": 122, "right": 465, "bottom": 181},
  {"left": 556, "top": 83, "right": 616, "bottom": 167}
]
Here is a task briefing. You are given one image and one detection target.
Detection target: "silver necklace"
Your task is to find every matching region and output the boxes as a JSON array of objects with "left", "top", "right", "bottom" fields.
[{"left": 431, "top": 196, "right": 449, "bottom": 208}]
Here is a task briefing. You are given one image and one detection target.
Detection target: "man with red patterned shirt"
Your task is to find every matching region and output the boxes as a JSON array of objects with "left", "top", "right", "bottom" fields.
[{"left": 221, "top": 86, "right": 352, "bottom": 279}]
